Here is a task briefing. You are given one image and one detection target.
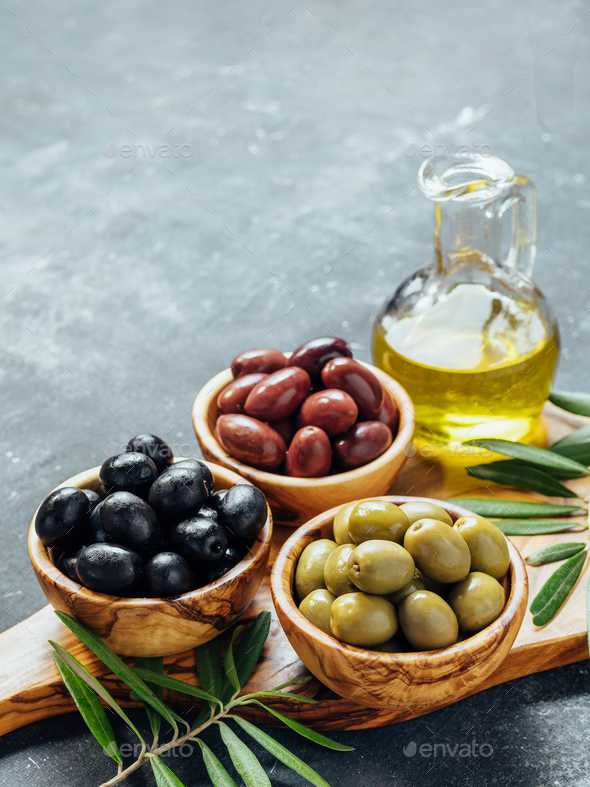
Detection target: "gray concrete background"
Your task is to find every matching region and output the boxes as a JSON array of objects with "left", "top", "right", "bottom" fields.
[{"left": 1, "top": 1, "right": 590, "bottom": 785}]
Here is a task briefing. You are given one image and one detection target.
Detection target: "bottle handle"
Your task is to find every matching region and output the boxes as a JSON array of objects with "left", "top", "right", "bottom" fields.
[{"left": 498, "top": 175, "right": 536, "bottom": 278}]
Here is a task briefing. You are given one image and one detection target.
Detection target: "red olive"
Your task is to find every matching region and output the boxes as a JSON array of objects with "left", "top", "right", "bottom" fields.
[
  {"left": 267, "top": 416, "right": 297, "bottom": 446},
  {"left": 289, "top": 336, "right": 352, "bottom": 377},
  {"left": 298, "top": 389, "right": 358, "bottom": 437},
  {"left": 375, "top": 390, "right": 399, "bottom": 435},
  {"left": 332, "top": 422, "right": 392, "bottom": 470},
  {"left": 231, "top": 348, "right": 287, "bottom": 379},
  {"left": 217, "top": 414, "right": 286, "bottom": 470},
  {"left": 286, "top": 426, "right": 332, "bottom": 478},
  {"left": 321, "top": 357, "right": 383, "bottom": 419},
  {"left": 245, "top": 367, "right": 311, "bottom": 422},
  {"left": 218, "top": 373, "right": 268, "bottom": 415}
]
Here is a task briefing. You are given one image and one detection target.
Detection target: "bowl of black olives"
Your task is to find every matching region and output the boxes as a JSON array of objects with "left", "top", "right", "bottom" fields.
[
  {"left": 271, "top": 496, "right": 527, "bottom": 711},
  {"left": 29, "top": 434, "right": 272, "bottom": 657}
]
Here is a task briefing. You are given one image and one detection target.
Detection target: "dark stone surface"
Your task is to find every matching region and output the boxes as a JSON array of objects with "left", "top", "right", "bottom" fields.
[{"left": 1, "top": 0, "right": 589, "bottom": 784}]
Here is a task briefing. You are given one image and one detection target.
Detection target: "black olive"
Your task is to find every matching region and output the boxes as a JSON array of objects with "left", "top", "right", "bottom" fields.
[
  {"left": 217, "top": 485, "right": 267, "bottom": 542},
  {"left": 76, "top": 543, "right": 144, "bottom": 595},
  {"left": 203, "top": 555, "right": 235, "bottom": 584},
  {"left": 145, "top": 552, "right": 196, "bottom": 596},
  {"left": 169, "top": 517, "right": 228, "bottom": 564},
  {"left": 171, "top": 459, "right": 214, "bottom": 494},
  {"left": 100, "top": 492, "right": 163, "bottom": 557},
  {"left": 208, "top": 489, "right": 229, "bottom": 511},
  {"left": 148, "top": 467, "right": 208, "bottom": 524},
  {"left": 198, "top": 506, "right": 218, "bottom": 522},
  {"left": 87, "top": 500, "right": 113, "bottom": 544},
  {"left": 225, "top": 543, "right": 247, "bottom": 564},
  {"left": 57, "top": 545, "right": 86, "bottom": 583},
  {"left": 126, "top": 434, "right": 174, "bottom": 475},
  {"left": 99, "top": 453, "right": 158, "bottom": 498},
  {"left": 81, "top": 488, "right": 104, "bottom": 509},
  {"left": 35, "top": 487, "right": 90, "bottom": 548}
]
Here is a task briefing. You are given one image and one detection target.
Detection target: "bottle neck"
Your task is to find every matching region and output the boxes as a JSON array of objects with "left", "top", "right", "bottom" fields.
[{"left": 433, "top": 197, "right": 502, "bottom": 275}]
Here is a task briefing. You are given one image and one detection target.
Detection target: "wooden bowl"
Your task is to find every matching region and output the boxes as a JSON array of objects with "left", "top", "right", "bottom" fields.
[
  {"left": 192, "top": 359, "right": 416, "bottom": 527},
  {"left": 271, "top": 496, "right": 528, "bottom": 711},
  {"left": 28, "top": 462, "right": 272, "bottom": 657}
]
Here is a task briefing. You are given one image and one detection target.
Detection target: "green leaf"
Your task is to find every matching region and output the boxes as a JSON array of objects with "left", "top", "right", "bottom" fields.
[
  {"left": 52, "top": 651, "right": 122, "bottom": 763},
  {"left": 132, "top": 667, "right": 222, "bottom": 709},
  {"left": 150, "top": 756, "right": 186, "bottom": 786},
  {"left": 464, "top": 438, "right": 590, "bottom": 477},
  {"left": 241, "top": 690, "right": 316, "bottom": 704},
  {"left": 269, "top": 675, "right": 314, "bottom": 692},
  {"left": 218, "top": 721, "right": 271, "bottom": 787},
  {"left": 248, "top": 700, "right": 354, "bottom": 751},
  {"left": 465, "top": 462, "right": 579, "bottom": 498},
  {"left": 49, "top": 641, "right": 145, "bottom": 744},
  {"left": 551, "top": 425, "right": 590, "bottom": 450},
  {"left": 195, "top": 637, "right": 223, "bottom": 713},
  {"left": 525, "top": 543, "right": 587, "bottom": 566},
  {"left": 550, "top": 390, "right": 590, "bottom": 417},
  {"left": 220, "top": 612, "right": 271, "bottom": 705},
  {"left": 492, "top": 519, "right": 588, "bottom": 536},
  {"left": 193, "top": 703, "right": 213, "bottom": 730},
  {"left": 224, "top": 626, "right": 244, "bottom": 697},
  {"left": 197, "top": 739, "right": 239, "bottom": 787},
  {"left": 135, "top": 656, "right": 164, "bottom": 741},
  {"left": 530, "top": 549, "right": 588, "bottom": 625},
  {"left": 447, "top": 498, "right": 585, "bottom": 519},
  {"left": 233, "top": 715, "right": 331, "bottom": 787},
  {"left": 55, "top": 611, "right": 184, "bottom": 735}
]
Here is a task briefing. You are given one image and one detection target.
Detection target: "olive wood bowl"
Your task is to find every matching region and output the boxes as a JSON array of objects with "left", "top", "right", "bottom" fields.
[
  {"left": 271, "top": 496, "right": 528, "bottom": 710},
  {"left": 192, "top": 358, "right": 416, "bottom": 527},
  {"left": 28, "top": 461, "right": 272, "bottom": 657}
]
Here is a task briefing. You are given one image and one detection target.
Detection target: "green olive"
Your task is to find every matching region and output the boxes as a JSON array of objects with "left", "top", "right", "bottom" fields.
[
  {"left": 399, "top": 590, "right": 458, "bottom": 650},
  {"left": 347, "top": 540, "right": 415, "bottom": 595},
  {"left": 330, "top": 592, "right": 397, "bottom": 647},
  {"left": 332, "top": 500, "right": 360, "bottom": 545},
  {"left": 295, "top": 539, "right": 338, "bottom": 601},
  {"left": 447, "top": 572, "right": 505, "bottom": 633},
  {"left": 400, "top": 501, "right": 453, "bottom": 527},
  {"left": 404, "top": 519, "right": 471, "bottom": 584},
  {"left": 299, "top": 589, "right": 336, "bottom": 635},
  {"left": 348, "top": 499, "right": 411, "bottom": 545},
  {"left": 384, "top": 573, "right": 426, "bottom": 607},
  {"left": 415, "top": 568, "right": 447, "bottom": 597},
  {"left": 453, "top": 515, "right": 510, "bottom": 580},
  {"left": 324, "top": 544, "right": 357, "bottom": 596}
]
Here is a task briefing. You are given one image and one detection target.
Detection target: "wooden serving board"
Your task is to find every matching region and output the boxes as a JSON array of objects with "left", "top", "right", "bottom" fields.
[{"left": 1, "top": 403, "right": 589, "bottom": 734}]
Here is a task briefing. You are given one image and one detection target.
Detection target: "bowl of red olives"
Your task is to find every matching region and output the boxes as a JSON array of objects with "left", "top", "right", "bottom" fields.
[
  {"left": 270, "top": 496, "right": 527, "bottom": 711},
  {"left": 192, "top": 336, "right": 416, "bottom": 527},
  {"left": 28, "top": 434, "right": 272, "bottom": 657}
]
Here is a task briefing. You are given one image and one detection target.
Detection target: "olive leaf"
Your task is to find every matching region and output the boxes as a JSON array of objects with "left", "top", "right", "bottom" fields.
[
  {"left": 492, "top": 519, "right": 588, "bottom": 536},
  {"left": 529, "top": 548, "right": 588, "bottom": 626},
  {"left": 466, "top": 462, "right": 579, "bottom": 498},
  {"left": 217, "top": 721, "right": 271, "bottom": 787},
  {"left": 197, "top": 739, "right": 239, "bottom": 787},
  {"left": 464, "top": 438, "right": 590, "bottom": 477},
  {"left": 224, "top": 625, "right": 245, "bottom": 697},
  {"left": 447, "top": 498, "right": 585, "bottom": 518},
  {"left": 247, "top": 700, "right": 354, "bottom": 751},
  {"left": 135, "top": 656, "right": 164, "bottom": 741},
  {"left": 150, "top": 755, "right": 187, "bottom": 787},
  {"left": 132, "top": 667, "right": 223, "bottom": 710},
  {"left": 52, "top": 650, "right": 122, "bottom": 763},
  {"left": 195, "top": 637, "right": 224, "bottom": 712},
  {"left": 220, "top": 611, "right": 271, "bottom": 705},
  {"left": 525, "top": 543, "right": 587, "bottom": 566},
  {"left": 241, "top": 690, "right": 316, "bottom": 704},
  {"left": 551, "top": 425, "right": 590, "bottom": 450},
  {"left": 233, "top": 715, "right": 331, "bottom": 787},
  {"left": 549, "top": 390, "right": 590, "bottom": 417},
  {"left": 269, "top": 675, "right": 314, "bottom": 692}
]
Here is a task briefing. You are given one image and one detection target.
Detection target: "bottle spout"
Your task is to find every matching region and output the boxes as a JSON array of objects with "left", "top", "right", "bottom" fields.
[{"left": 418, "top": 155, "right": 516, "bottom": 203}]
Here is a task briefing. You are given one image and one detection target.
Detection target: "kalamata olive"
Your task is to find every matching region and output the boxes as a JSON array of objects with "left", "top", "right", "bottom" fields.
[
  {"left": 208, "top": 489, "right": 229, "bottom": 510},
  {"left": 266, "top": 416, "right": 297, "bottom": 446},
  {"left": 169, "top": 517, "right": 228, "bottom": 564},
  {"left": 286, "top": 427, "right": 332, "bottom": 478},
  {"left": 375, "top": 391, "right": 399, "bottom": 434},
  {"left": 76, "top": 543, "right": 144, "bottom": 595},
  {"left": 321, "top": 357, "right": 384, "bottom": 419},
  {"left": 58, "top": 545, "right": 86, "bottom": 583},
  {"left": 217, "top": 414, "right": 286, "bottom": 470},
  {"left": 35, "top": 487, "right": 90, "bottom": 548},
  {"left": 290, "top": 336, "right": 352, "bottom": 377},
  {"left": 126, "top": 434, "right": 174, "bottom": 475},
  {"left": 100, "top": 492, "right": 163, "bottom": 557},
  {"left": 298, "top": 389, "right": 358, "bottom": 436},
  {"left": 145, "top": 552, "right": 196, "bottom": 596},
  {"left": 171, "top": 459, "right": 214, "bottom": 494},
  {"left": 148, "top": 467, "right": 208, "bottom": 523},
  {"left": 218, "top": 373, "right": 268, "bottom": 415},
  {"left": 82, "top": 488, "right": 104, "bottom": 509},
  {"left": 217, "top": 485, "right": 268, "bottom": 541},
  {"left": 100, "top": 453, "right": 158, "bottom": 498},
  {"left": 333, "top": 422, "right": 393, "bottom": 470},
  {"left": 245, "top": 367, "right": 310, "bottom": 421},
  {"left": 231, "top": 348, "right": 287, "bottom": 378}
]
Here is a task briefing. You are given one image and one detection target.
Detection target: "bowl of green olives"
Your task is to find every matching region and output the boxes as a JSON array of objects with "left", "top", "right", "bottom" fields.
[
  {"left": 192, "top": 337, "right": 416, "bottom": 527},
  {"left": 29, "top": 455, "right": 272, "bottom": 658},
  {"left": 270, "top": 496, "right": 527, "bottom": 710}
]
